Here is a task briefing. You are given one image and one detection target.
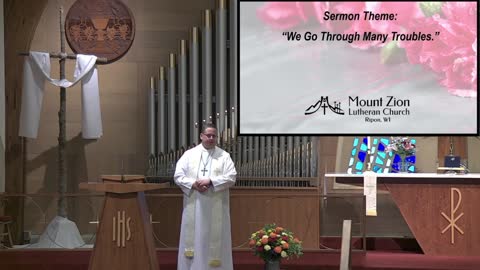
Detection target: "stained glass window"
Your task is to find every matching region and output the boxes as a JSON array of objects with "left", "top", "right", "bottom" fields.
[{"left": 347, "top": 137, "right": 416, "bottom": 174}]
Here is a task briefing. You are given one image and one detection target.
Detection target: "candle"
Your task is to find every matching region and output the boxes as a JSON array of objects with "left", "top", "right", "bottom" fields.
[
  {"left": 194, "top": 122, "right": 199, "bottom": 145},
  {"left": 224, "top": 110, "right": 228, "bottom": 142},
  {"left": 367, "top": 136, "right": 371, "bottom": 152},
  {"left": 216, "top": 113, "right": 220, "bottom": 144},
  {"left": 231, "top": 107, "right": 235, "bottom": 140}
]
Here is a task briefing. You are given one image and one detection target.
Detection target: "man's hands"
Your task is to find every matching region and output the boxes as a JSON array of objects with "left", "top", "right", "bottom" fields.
[{"left": 193, "top": 178, "right": 211, "bottom": 192}]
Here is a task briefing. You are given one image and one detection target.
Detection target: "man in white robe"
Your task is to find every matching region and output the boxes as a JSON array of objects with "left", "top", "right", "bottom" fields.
[{"left": 174, "top": 123, "right": 237, "bottom": 270}]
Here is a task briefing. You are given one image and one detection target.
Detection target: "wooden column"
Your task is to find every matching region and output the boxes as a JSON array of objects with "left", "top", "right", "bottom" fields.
[{"left": 4, "top": 0, "right": 49, "bottom": 244}]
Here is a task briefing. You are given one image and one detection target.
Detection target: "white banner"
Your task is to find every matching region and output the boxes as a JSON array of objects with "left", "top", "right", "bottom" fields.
[{"left": 363, "top": 171, "right": 377, "bottom": 216}]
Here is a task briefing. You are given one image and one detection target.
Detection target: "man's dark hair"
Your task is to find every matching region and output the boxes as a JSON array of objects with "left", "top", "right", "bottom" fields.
[{"left": 201, "top": 122, "right": 217, "bottom": 133}]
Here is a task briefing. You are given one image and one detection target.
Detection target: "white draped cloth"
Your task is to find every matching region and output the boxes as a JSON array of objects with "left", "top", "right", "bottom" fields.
[
  {"left": 19, "top": 51, "right": 102, "bottom": 139},
  {"left": 174, "top": 144, "right": 237, "bottom": 270}
]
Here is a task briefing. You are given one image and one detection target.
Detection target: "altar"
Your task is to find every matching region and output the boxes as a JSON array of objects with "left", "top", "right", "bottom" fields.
[{"left": 325, "top": 173, "right": 480, "bottom": 256}]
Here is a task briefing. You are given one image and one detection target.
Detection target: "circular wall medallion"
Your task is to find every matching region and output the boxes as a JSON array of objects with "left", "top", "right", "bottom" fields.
[{"left": 65, "top": 0, "right": 135, "bottom": 64}]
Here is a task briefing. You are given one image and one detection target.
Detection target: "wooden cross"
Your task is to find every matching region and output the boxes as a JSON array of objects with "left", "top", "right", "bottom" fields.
[{"left": 19, "top": 7, "right": 107, "bottom": 218}]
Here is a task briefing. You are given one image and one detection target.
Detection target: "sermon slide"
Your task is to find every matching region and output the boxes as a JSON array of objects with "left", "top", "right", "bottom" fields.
[{"left": 239, "top": 1, "right": 478, "bottom": 135}]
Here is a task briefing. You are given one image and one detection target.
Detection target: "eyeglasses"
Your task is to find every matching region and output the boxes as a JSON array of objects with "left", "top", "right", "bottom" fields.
[{"left": 202, "top": 133, "right": 217, "bottom": 139}]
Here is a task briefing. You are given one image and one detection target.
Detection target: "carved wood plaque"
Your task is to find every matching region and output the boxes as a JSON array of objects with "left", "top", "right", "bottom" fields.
[{"left": 65, "top": 0, "right": 135, "bottom": 64}]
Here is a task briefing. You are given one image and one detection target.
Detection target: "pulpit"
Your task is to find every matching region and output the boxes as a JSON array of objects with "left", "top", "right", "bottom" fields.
[{"left": 79, "top": 175, "right": 168, "bottom": 270}]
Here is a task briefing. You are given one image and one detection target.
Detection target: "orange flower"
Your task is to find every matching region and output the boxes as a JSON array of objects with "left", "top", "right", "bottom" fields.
[
  {"left": 274, "top": 246, "right": 282, "bottom": 254},
  {"left": 294, "top": 238, "right": 301, "bottom": 243},
  {"left": 282, "top": 242, "right": 289, "bottom": 249},
  {"left": 269, "top": 232, "right": 277, "bottom": 238},
  {"left": 275, "top": 227, "right": 284, "bottom": 233},
  {"left": 261, "top": 237, "right": 269, "bottom": 245},
  {"left": 249, "top": 239, "right": 256, "bottom": 247}
]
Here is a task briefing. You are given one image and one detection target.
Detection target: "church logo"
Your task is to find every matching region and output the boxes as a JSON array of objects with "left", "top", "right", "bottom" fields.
[
  {"left": 305, "top": 96, "right": 345, "bottom": 115},
  {"left": 441, "top": 188, "right": 464, "bottom": 244}
]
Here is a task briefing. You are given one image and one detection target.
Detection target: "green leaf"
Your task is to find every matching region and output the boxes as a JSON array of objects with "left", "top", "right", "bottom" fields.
[
  {"left": 419, "top": 2, "right": 444, "bottom": 17},
  {"left": 381, "top": 40, "right": 400, "bottom": 64}
]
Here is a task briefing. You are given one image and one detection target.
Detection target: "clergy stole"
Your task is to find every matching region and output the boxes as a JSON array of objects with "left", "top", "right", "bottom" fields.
[{"left": 183, "top": 150, "right": 223, "bottom": 267}]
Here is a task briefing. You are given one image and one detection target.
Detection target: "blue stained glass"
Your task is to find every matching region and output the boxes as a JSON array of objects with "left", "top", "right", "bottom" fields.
[
  {"left": 373, "top": 165, "right": 383, "bottom": 173},
  {"left": 378, "top": 143, "right": 385, "bottom": 151},
  {"left": 358, "top": 151, "right": 366, "bottom": 162},
  {"left": 348, "top": 137, "right": 416, "bottom": 174},
  {"left": 375, "top": 156, "right": 384, "bottom": 165},
  {"left": 360, "top": 144, "right": 367, "bottom": 152},
  {"left": 355, "top": 161, "right": 364, "bottom": 170},
  {"left": 353, "top": 138, "right": 359, "bottom": 147},
  {"left": 380, "top": 138, "right": 390, "bottom": 145}
]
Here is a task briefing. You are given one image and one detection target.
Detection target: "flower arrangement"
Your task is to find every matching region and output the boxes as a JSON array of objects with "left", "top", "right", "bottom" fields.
[
  {"left": 386, "top": 137, "right": 416, "bottom": 158},
  {"left": 249, "top": 224, "right": 303, "bottom": 262}
]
